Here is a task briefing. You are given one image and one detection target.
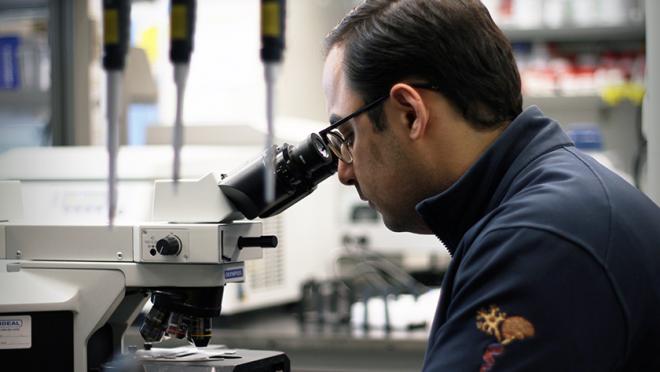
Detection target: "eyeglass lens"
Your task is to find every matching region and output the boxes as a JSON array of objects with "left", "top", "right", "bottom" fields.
[{"left": 326, "top": 131, "right": 352, "bottom": 163}]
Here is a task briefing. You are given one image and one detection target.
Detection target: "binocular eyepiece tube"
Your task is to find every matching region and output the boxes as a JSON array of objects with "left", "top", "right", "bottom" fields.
[{"left": 219, "top": 133, "right": 337, "bottom": 220}]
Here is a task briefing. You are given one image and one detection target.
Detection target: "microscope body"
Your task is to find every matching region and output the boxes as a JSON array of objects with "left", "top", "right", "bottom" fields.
[
  {"left": 0, "top": 221, "right": 269, "bottom": 371},
  {"left": 0, "top": 133, "right": 335, "bottom": 371}
]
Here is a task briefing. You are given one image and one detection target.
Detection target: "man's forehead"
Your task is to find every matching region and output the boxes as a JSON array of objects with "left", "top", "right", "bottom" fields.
[
  {"left": 323, "top": 45, "right": 358, "bottom": 112},
  {"left": 322, "top": 46, "right": 344, "bottom": 100}
]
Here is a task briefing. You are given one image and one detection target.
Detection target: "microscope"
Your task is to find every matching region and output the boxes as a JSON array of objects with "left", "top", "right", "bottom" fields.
[
  {"left": 0, "top": 134, "right": 336, "bottom": 371},
  {"left": 1, "top": 0, "right": 321, "bottom": 369}
]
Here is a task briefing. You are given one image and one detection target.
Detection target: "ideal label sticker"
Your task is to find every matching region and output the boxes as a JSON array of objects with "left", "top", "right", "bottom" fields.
[{"left": 0, "top": 315, "right": 31, "bottom": 349}]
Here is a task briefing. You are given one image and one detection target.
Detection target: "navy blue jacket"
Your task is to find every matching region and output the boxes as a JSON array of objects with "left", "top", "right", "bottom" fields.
[{"left": 417, "top": 107, "right": 660, "bottom": 371}]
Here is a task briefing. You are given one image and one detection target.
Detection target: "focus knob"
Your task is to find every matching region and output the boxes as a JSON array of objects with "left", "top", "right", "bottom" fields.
[
  {"left": 156, "top": 235, "right": 182, "bottom": 256},
  {"left": 237, "top": 235, "right": 278, "bottom": 249}
]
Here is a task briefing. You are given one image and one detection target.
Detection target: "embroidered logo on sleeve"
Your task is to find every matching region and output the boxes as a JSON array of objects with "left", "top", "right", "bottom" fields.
[{"left": 476, "top": 305, "right": 535, "bottom": 372}]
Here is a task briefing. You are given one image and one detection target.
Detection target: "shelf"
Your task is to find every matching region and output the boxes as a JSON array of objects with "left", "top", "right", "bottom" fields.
[
  {"left": 504, "top": 24, "right": 645, "bottom": 43},
  {"left": 0, "top": 90, "right": 49, "bottom": 107},
  {"left": 0, "top": 0, "right": 47, "bottom": 12}
]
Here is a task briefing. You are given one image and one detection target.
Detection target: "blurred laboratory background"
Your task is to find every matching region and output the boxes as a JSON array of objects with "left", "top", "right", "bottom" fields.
[{"left": 0, "top": 0, "right": 658, "bottom": 371}]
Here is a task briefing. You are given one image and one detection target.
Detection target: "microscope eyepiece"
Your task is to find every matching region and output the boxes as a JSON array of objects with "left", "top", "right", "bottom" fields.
[
  {"left": 287, "top": 133, "right": 331, "bottom": 173},
  {"left": 219, "top": 133, "right": 337, "bottom": 219}
]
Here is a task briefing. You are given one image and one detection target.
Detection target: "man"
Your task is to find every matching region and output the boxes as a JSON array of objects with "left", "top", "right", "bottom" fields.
[{"left": 319, "top": 0, "right": 660, "bottom": 371}]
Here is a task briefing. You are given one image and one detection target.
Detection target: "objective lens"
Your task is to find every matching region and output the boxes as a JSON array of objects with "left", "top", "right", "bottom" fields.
[
  {"left": 139, "top": 306, "right": 170, "bottom": 343},
  {"left": 165, "top": 312, "right": 190, "bottom": 339},
  {"left": 188, "top": 317, "right": 212, "bottom": 347}
]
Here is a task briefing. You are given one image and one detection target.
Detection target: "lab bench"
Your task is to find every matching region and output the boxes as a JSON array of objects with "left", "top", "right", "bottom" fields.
[{"left": 125, "top": 304, "right": 428, "bottom": 372}]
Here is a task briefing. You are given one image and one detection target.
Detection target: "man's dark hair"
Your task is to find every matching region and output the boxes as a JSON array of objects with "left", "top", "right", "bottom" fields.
[{"left": 325, "top": 0, "right": 522, "bottom": 130}]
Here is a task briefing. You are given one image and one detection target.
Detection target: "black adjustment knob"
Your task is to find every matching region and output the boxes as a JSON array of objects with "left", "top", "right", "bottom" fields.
[
  {"left": 156, "top": 235, "right": 182, "bottom": 256},
  {"left": 237, "top": 235, "right": 278, "bottom": 249}
]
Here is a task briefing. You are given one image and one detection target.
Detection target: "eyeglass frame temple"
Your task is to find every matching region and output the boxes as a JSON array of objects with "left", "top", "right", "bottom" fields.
[
  {"left": 318, "top": 82, "right": 440, "bottom": 138},
  {"left": 319, "top": 95, "right": 389, "bottom": 137}
]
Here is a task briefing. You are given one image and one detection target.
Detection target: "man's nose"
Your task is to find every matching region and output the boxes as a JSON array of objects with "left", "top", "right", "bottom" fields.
[{"left": 337, "top": 159, "right": 356, "bottom": 186}]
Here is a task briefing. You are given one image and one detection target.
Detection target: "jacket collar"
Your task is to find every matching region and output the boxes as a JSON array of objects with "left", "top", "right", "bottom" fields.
[{"left": 415, "top": 106, "right": 574, "bottom": 255}]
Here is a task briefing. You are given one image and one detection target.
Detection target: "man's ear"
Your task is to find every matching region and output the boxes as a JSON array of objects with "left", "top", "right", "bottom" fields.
[{"left": 390, "top": 83, "right": 430, "bottom": 140}]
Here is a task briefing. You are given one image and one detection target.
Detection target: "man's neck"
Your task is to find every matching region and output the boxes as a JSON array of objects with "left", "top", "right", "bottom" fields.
[{"left": 425, "top": 120, "right": 509, "bottom": 194}]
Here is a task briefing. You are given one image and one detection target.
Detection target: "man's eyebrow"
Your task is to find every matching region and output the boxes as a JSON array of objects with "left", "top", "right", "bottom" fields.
[{"left": 329, "top": 114, "right": 343, "bottom": 125}]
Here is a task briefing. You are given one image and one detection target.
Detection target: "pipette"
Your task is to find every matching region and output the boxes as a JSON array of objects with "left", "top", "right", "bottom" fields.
[
  {"left": 260, "top": 0, "right": 286, "bottom": 203},
  {"left": 102, "top": 0, "right": 130, "bottom": 226},
  {"left": 170, "top": 0, "right": 197, "bottom": 187}
]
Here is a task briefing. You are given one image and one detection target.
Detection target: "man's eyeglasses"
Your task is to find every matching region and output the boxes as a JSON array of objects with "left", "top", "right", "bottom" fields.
[{"left": 319, "top": 83, "right": 440, "bottom": 164}]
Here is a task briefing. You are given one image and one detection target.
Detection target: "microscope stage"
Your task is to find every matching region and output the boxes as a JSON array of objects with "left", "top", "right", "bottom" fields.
[{"left": 103, "top": 346, "right": 290, "bottom": 371}]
